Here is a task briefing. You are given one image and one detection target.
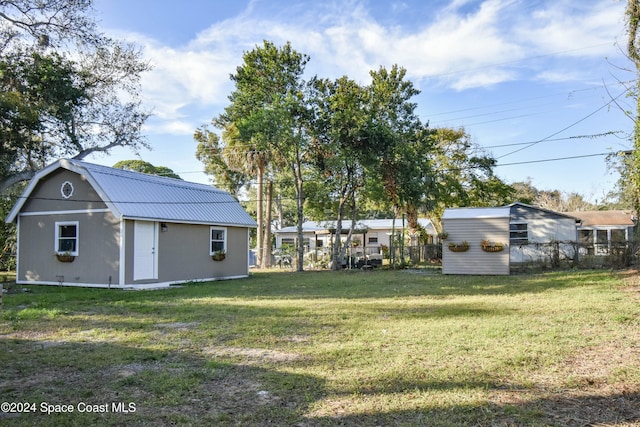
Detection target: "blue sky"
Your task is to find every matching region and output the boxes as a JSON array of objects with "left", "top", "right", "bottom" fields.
[{"left": 91, "top": 0, "right": 632, "bottom": 203}]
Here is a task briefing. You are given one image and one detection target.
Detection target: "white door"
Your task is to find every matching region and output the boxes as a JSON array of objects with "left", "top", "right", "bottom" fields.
[{"left": 134, "top": 221, "right": 157, "bottom": 281}]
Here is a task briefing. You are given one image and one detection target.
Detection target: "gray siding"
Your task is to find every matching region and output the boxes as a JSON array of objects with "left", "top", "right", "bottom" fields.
[
  {"left": 442, "top": 217, "right": 510, "bottom": 275},
  {"left": 509, "top": 206, "right": 577, "bottom": 264},
  {"left": 510, "top": 205, "right": 576, "bottom": 241},
  {"left": 17, "top": 211, "right": 120, "bottom": 285},
  {"left": 123, "top": 221, "right": 249, "bottom": 285},
  {"left": 21, "top": 169, "right": 107, "bottom": 213}
]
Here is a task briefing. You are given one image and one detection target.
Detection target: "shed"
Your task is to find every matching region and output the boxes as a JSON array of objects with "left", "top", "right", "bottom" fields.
[
  {"left": 442, "top": 203, "right": 579, "bottom": 275},
  {"left": 442, "top": 207, "right": 510, "bottom": 275},
  {"left": 5, "top": 159, "right": 257, "bottom": 288}
]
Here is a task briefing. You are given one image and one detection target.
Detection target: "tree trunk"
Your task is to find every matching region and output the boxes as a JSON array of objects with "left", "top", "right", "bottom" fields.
[
  {"left": 261, "top": 180, "right": 273, "bottom": 268},
  {"left": 256, "top": 162, "right": 264, "bottom": 268},
  {"left": 332, "top": 195, "right": 346, "bottom": 271},
  {"left": 338, "top": 201, "right": 357, "bottom": 266},
  {"left": 293, "top": 157, "right": 305, "bottom": 272}
]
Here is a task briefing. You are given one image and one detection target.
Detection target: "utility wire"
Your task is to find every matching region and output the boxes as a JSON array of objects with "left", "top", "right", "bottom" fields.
[
  {"left": 21, "top": 151, "right": 627, "bottom": 205},
  {"left": 496, "top": 90, "right": 628, "bottom": 160}
]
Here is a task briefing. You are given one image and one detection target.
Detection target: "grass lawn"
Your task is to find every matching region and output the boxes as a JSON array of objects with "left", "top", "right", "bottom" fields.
[{"left": 1, "top": 269, "right": 640, "bottom": 426}]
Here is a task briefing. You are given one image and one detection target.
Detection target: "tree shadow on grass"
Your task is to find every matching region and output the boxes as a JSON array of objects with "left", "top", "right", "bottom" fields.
[
  {"left": 0, "top": 338, "right": 326, "bottom": 427},
  {"left": 2, "top": 337, "right": 639, "bottom": 426},
  {"left": 302, "top": 391, "right": 640, "bottom": 427}
]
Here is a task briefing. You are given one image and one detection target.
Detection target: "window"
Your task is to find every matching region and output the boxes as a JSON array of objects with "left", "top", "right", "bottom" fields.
[
  {"left": 210, "top": 227, "right": 226, "bottom": 254},
  {"left": 60, "top": 181, "right": 74, "bottom": 199},
  {"left": 368, "top": 236, "right": 378, "bottom": 244},
  {"left": 55, "top": 221, "right": 79, "bottom": 255},
  {"left": 509, "top": 222, "right": 528, "bottom": 244},
  {"left": 579, "top": 229, "right": 593, "bottom": 245},
  {"left": 611, "top": 229, "right": 626, "bottom": 243}
]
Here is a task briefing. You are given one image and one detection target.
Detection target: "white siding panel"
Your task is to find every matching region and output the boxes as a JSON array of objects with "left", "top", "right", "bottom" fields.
[
  {"left": 527, "top": 217, "right": 576, "bottom": 242},
  {"left": 442, "top": 217, "right": 510, "bottom": 275}
]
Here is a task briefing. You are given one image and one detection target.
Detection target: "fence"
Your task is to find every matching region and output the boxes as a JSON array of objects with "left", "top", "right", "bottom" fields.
[
  {"left": 510, "top": 240, "right": 638, "bottom": 272},
  {"left": 274, "top": 240, "right": 637, "bottom": 271}
]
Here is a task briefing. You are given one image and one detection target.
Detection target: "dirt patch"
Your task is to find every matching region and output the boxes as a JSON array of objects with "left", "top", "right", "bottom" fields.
[
  {"left": 203, "top": 346, "right": 301, "bottom": 365},
  {"left": 154, "top": 322, "right": 200, "bottom": 330},
  {"left": 618, "top": 269, "right": 640, "bottom": 298}
]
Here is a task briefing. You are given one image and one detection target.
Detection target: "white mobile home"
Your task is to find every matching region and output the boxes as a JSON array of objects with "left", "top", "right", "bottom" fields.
[{"left": 274, "top": 218, "right": 437, "bottom": 254}]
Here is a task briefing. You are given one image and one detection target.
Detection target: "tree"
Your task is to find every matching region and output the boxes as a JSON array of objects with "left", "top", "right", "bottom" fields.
[
  {"left": 113, "top": 160, "right": 182, "bottom": 180},
  {"left": 309, "top": 75, "right": 370, "bottom": 269},
  {"left": 194, "top": 124, "right": 249, "bottom": 195},
  {"left": 209, "top": 40, "right": 309, "bottom": 269},
  {"left": 365, "top": 66, "right": 430, "bottom": 230},
  {"left": 426, "top": 127, "right": 514, "bottom": 220},
  {"left": 512, "top": 178, "right": 596, "bottom": 211},
  {"left": 0, "top": 0, "right": 151, "bottom": 193},
  {"left": 0, "top": 0, "right": 103, "bottom": 51}
]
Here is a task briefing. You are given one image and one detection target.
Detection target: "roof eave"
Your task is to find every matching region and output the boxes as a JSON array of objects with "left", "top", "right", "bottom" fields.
[{"left": 121, "top": 216, "right": 257, "bottom": 228}]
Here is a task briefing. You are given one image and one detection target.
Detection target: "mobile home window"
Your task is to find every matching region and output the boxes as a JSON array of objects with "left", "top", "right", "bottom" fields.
[
  {"left": 509, "top": 222, "right": 528, "bottom": 244},
  {"left": 55, "top": 221, "right": 79, "bottom": 255},
  {"left": 579, "top": 229, "right": 593, "bottom": 245},
  {"left": 210, "top": 227, "right": 227, "bottom": 254},
  {"left": 611, "top": 229, "right": 626, "bottom": 243}
]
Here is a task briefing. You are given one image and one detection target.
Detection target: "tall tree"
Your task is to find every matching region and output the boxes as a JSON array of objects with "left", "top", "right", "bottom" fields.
[
  {"left": 0, "top": 0, "right": 150, "bottom": 193},
  {"left": 366, "top": 65, "right": 430, "bottom": 229},
  {"left": 309, "top": 76, "right": 370, "bottom": 269},
  {"left": 0, "top": 0, "right": 103, "bottom": 50},
  {"left": 210, "top": 40, "right": 308, "bottom": 269}
]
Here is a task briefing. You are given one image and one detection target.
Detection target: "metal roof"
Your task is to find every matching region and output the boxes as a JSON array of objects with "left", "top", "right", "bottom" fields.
[
  {"left": 6, "top": 159, "right": 257, "bottom": 227},
  {"left": 442, "top": 207, "right": 510, "bottom": 220}
]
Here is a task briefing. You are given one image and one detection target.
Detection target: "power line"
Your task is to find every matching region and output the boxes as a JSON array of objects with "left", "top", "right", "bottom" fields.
[
  {"left": 495, "top": 151, "right": 614, "bottom": 168},
  {"left": 495, "top": 90, "right": 628, "bottom": 160},
  {"left": 484, "top": 131, "right": 626, "bottom": 149},
  {"left": 427, "top": 79, "right": 635, "bottom": 121},
  {"left": 30, "top": 150, "right": 626, "bottom": 207}
]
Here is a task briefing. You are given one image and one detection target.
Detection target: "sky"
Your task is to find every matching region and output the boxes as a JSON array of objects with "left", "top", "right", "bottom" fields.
[{"left": 91, "top": 0, "right": 633, "bottom": 203}]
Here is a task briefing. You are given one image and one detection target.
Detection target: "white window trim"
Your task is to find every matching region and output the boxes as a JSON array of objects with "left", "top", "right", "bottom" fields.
[
  {"left": 209, "top": 226, "right": 227, "bottom": 255},
  {"left": 55, "top": 221, "right": 79, "bottom": 256},
  {"left": 60, "top": 180, "right": 74, "bottom": 199}
]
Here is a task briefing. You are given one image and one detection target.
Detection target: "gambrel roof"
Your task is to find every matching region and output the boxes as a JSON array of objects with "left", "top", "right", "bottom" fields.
[{"left": 6, "top": 159, "right": 257, "bottom": 228}]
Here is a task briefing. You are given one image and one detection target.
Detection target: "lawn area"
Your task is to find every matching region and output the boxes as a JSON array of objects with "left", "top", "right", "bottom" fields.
[{"left": 1, "top": 269, "right": 640, "bottom": 426}]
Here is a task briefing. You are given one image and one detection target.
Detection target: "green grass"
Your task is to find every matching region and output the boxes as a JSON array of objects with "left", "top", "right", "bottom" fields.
[{"left": 1, "top": 269, "right": 639, "bottom": 426}]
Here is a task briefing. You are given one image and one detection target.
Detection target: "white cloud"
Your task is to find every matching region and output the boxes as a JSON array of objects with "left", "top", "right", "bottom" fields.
[
  {"left": 105, "top": 0, "right": 628, "bottom": 127},
  {"left": 515, "top": 0, "right": 625, "bottom": 54}
]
